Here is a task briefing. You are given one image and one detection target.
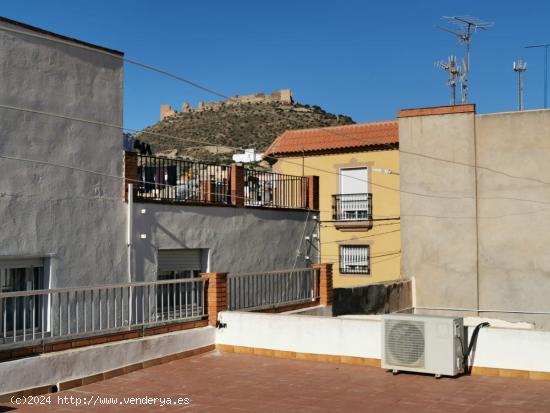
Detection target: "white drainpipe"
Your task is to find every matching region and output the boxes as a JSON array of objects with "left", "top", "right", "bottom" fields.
[{"left": 127, "top": 184, "right": 133, "bottom": 282}]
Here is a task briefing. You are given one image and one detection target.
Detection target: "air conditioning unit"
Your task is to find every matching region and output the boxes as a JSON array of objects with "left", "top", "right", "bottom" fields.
[{"left": 381, "top": 314, "right": 464, "bottom": 378}]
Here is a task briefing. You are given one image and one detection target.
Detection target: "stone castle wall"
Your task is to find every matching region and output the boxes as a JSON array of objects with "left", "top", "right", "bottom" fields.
[{"left": 160, "top": 89, "right": 293, "bottom": 120}]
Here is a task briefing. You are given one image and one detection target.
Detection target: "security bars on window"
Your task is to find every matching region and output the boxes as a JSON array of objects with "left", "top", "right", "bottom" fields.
[{"left": 340, "top": 245, "right": 370, "bottom": 275}]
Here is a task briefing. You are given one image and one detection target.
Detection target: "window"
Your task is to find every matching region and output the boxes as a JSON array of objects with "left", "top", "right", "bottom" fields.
[
  {"left": 157, "top": 249, "right": 205, "bottom": 279},
  {"left": 0, "top": 259, "right": 45, "bottom": 336},
  {"left": 339, "top": 245, "right": 370, "bottom": 275},
  {"left": 334, "top": 167, "right": 372, "bottom": 222},
  {"left": 156, "top": 249, "right": 206, "bottom": 319}
]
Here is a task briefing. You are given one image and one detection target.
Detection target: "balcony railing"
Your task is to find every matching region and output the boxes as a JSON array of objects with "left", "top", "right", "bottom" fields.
[
  {"left": 0, "top": 278, "right": 205, "bottom": 349},
  {"left": 228, "top": 268, "right": 318, "bottom": 311},
  {"left": 137, "top": 155, "right": 230, "bottom": 204},
  {"left": 132, "top": 154, "right": 312, "bottom": 210},
  {"left": 244, "top": 168, "right": 309, "bottom": 209},
  {"left": 332, "top": 193, "right": 372, "bottom": 221}
]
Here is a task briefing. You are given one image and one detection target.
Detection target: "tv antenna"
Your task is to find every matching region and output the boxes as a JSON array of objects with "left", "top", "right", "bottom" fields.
[
  {"left": 435, "top": 55, "right": 461, "bottom": 105},
  {"left": 513, "top": 60, "right": 527, "bottom": 111},
  {"left": 437, "top": 16, "right": 493, "bottom": 103}
]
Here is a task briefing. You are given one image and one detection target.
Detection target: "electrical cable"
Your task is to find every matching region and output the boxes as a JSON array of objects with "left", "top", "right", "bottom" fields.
[
  {"left": 0, "top": 24, "right": 228, "bottom": 99},
  {"left": 5, "top": 20, "right": 550, "bottom": 193},
  {"left": 461, "top": 322, "right": 490, "bottom": 373}
]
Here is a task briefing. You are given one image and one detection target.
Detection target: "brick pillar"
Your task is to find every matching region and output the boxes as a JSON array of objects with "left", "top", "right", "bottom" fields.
[
  {"left": 201, "top": 272, "right": 228, "bottom": 326},
  {"left": 313, "top": 263, "right": 333, "bottom": 306},
  {"left": 124, "top": 151, "right": 138, "bottom": 202},
  {"left": 307, "top": 175, "right": 319, "bottom": 210},
  {"left": 200, "top": 179, "right": 216, "bottom": 203},
  {"left": 230, "top": 164, "right": 245, "bottom": 207}
]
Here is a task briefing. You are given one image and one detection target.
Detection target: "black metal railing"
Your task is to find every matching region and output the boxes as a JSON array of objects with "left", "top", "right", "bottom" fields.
[
  {"left": 332, "top": 193, "right": 372, "bottom": 221},
  {"left": 244, "top": 168, "right": 308, "bottom": 209},
  {"left": 137, "top": 155, "right": 231, "bottom": 204}
]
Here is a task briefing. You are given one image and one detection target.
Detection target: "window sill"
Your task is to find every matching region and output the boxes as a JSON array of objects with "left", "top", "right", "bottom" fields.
[{"left": 334, "top": 220, "right": 373, "bottom": 232}]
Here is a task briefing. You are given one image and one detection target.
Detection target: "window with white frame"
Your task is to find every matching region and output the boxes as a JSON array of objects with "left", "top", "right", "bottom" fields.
[
  {"left": 339, "top": 245, "right": 370, "bottom": 275},
  {"left": 0, "top": 258, "right": 45, "bottom": 336}
]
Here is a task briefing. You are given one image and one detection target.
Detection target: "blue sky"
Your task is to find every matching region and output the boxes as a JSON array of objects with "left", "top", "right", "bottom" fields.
[{"left": 2, "top": 1, "right": 550, "bottom": 130}]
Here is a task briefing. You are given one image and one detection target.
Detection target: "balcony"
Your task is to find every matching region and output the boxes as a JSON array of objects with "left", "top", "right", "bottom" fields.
[
  {"left": 124, "top": 153, "right": 317, "bottom": 211},
  {"left": 331, "top": 193, "right": 373, "bottom": 231}
]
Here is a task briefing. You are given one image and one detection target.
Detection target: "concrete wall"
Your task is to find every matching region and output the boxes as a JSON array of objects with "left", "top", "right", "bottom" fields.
[
  {"left": 217, "top": 311, "right": 550, "bottom": 374},
  {"left": 399, "top": 107, "right": 550, "bottom": 328},
  {"left": 0, "top": 327, "right": 215, "bottom": 395},
  {"left": 476, "top": 110, "right": 550, "bottom": 327},
  {"left": 332, "top": 279, "right": 411, "bottom": 316},
  {"left": 217, "top": 311, "right": 382, "bottom": 359},
  {"left": 0, "top": 20, "right": 317, "bottom": 290},
  {"left": 0, "top": 19, "right": 128, "bottom": 287},
  {"left": 399, "top": 111, "right": 478, "bottom": 310},
  {"left": 133, "top": 203, "right": 318, "bottom": 280}
]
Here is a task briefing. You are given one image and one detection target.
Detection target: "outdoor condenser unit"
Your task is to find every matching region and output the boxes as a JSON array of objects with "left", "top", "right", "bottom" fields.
[{"left": 381, "top": 314, "right": 465, "bottom": 378}]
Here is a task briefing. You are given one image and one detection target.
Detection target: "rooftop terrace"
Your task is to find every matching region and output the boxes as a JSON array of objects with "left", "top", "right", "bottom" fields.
[{"left": 5, "top": 351, "right": 550, "bottom": 412}]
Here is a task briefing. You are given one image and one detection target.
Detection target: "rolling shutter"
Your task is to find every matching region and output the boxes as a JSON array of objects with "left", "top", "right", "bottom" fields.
[{"left": 157, "top": 249, "right": 202, "bottom": 272}]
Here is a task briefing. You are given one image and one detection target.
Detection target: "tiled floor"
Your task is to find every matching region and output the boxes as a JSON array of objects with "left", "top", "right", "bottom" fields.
[{"left": 4, "top": 350, "right": 550, "bottom": 412}]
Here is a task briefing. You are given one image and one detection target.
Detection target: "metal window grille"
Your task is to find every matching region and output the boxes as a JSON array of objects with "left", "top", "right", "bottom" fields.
[{"left": 340, "top": 245, "right": 370, "bottom": 275}]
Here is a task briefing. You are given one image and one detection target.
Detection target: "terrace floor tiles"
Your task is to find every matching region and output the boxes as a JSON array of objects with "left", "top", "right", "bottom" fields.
[{"left": 4, "top": 350, "right": 550, "bottom": 412}]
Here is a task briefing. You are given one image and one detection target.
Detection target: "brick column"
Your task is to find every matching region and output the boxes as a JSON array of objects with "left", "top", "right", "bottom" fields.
[
  {"left": 230, "top": 164, "right": 245, "bottom": 207},
  {"left": 124, "top": 151, "right": 138, "bottom": 202},
  {"left": 201, "top": 272, "right": 228, "bottom": 326},
  {"left": 200, "top": 179, "right": 216, "bottom": 203},
  {"left": 307, "top": 175, "right": 319, "bottom": 210},
  {"left": 313, "top": 263, "right": 333, "bottom": 306}
]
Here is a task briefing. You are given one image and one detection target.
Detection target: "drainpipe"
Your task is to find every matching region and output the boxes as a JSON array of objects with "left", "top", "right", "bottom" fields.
[{"left": 127, "top": 184, "right": 133, "bottom": 282}]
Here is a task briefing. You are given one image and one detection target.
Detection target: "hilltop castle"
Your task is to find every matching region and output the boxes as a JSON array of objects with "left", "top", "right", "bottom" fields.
[{"left": 160, "top": 89, "right": 293, "bottom": 120}]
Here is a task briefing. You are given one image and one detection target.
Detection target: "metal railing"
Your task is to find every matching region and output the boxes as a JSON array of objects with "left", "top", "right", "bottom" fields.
[
  {"left": 228, "top": 268, "right": 318, "bottom": 311},
  {"left": 0, "top": 278, "right": 205, "bottom": 349},
  {"left": 332, "top": 193, "right": 372, "bottom": 221},
  {"left": 137, "top": 154, "right": 231, "bottom": 204},
  {"left": 244, "top": 168, "right": 308, "bottom": 209},
  {"left": 135, "top": 155, "right": 310, "bottom": 210}
]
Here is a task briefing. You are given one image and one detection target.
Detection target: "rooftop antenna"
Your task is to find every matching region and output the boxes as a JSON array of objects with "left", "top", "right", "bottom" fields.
[
  {"left": 435, "top": 55, "right": 461, "bottom": 105},
  {"left": 525, "top": 43, "right": 550, "bottom": 108},
  {"left": 513, "top": 60, "right": 528, "bottom": 111},
  {"left": 437, "top": 16, "right": 493, "bottom": 103}
]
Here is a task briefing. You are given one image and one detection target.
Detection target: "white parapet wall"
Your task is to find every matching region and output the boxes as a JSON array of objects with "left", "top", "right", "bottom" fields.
[
  {"left": 0, "top": 327, "right": 216, "bottom": 396},
  {"left": 471, "top": 328, "right": 550, "bottom": 373},
  {"left": 217, "top": 311, "right": 550, "bottom": 374},
  {"left": 217, "top": 311, "right": 381, "bottom": 360}
]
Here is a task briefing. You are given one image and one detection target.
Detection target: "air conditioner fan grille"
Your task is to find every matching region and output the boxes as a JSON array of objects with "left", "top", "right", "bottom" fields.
[{"left": 385, "top": 319, "right": 425, "bottom": 368}]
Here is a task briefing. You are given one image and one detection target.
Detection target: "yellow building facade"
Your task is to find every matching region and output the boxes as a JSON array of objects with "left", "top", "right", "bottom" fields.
[{"left": 265, "top": 122, "right": 400, "bottom": 288}]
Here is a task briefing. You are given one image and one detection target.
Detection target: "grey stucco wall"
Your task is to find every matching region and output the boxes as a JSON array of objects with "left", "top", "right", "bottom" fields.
[
  {"left": 399, "top": 112, "right": 478, "bottom": 310},
  {"left": 0, "top": 20, "right": 318, "bottom": 292},
  {"left": 400, "top": 108, "right": 550, "bottom": 329},
  {"left": 475, "top": 110, "right": 550, "bottom": 327},
  {"left": 0, "top": 20, "right": 128, "bottom": 287},
  {"left": 133, "top": 203, "right": 319, "bottom": 280}
]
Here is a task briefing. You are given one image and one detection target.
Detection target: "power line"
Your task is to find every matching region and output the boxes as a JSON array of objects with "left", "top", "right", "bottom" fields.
[
  {"left": 319, "top": 228, "right": 401, "bottom": 245},
  {"left": 274, "top": 120, "right": 550, "bottom": 188},
  {"left": 322, "top": 250, "right": 401, "bottom": 259},
  {"left": 4, "top": 19, "right": 549, "bottom": 194},
  {"left": 0, "top": 24, "right": 228, "bottom": 99},
  {"left": 6, "top": 102, "right": 550, "bottom": 208}
]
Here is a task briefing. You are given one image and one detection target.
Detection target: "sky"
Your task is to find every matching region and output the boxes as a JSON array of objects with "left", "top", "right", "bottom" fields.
[{"left": 2, "top": 1, "right": 550, "bottom": 130}]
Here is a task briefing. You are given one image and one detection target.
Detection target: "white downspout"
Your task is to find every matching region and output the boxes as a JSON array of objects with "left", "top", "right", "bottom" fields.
[{"left": 127, "top": 184, "right": 133, "bottom": 282}]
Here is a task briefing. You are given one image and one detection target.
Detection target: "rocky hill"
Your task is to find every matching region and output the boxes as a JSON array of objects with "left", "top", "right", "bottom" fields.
[{"left": 133, "top": 92, "right": 354, "bottom": 163}]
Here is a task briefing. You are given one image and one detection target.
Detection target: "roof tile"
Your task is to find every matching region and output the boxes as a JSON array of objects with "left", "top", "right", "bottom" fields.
[{"left": 264, "top": 121, "right": 398, "bottom": 157}]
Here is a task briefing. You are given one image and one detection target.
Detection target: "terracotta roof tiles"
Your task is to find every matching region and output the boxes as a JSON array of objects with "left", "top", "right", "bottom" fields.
[{"left": 264, "top": 121, "right": 398, "bottom": 157}]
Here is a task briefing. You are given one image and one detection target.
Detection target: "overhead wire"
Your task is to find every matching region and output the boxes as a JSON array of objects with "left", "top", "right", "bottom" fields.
[
  {"left": 4, "top": 22, "right": 550, "bottom": 217},
  {"left": 0, "top": 24, "right": 228, "bottom": 99},
  {"left": 4, "top": 20, "right": 550, "bottom": 192}
]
